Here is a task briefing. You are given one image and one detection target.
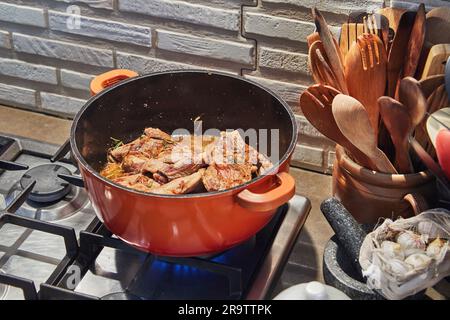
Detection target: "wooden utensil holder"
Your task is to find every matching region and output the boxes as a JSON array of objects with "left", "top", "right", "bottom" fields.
[{"left": 332, "top": 145, "right": 437, "bottom": 224}]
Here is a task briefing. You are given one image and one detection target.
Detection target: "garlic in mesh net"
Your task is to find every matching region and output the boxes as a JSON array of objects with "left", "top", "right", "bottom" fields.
[{"left": 359, "top": 209, "right": 450, "bottom": 300}]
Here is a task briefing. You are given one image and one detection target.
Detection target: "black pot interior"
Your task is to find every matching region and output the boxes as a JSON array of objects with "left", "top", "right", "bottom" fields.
[{"left": 73, "top": 71, "right": 297, "bottom": 172}]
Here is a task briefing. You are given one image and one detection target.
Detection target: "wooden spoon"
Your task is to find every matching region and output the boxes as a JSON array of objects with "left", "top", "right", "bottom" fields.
[
  {"left": 399, "top": 77, "right": 428, "bottom": 130},
  {"left": 332, "top": 94, "right": 398, "bottom": 174},
  {"left": 378, "top": 96, "right": 414, "bottom": 173},
  {"left": 308, "top": 40, "right": 340, "bottom": 89},
  {"left": 300, "top": 85, "right": 374, "bottom": 169},
  {"left": 402, "top": 3, "right": 426, "bottom": 79},
  {"left": 345, "top": 34, "right": 387, "bottom": 140},
  {"left": 387, "top": 11, "right": 416, "bottom": 97},
  {"left": 313, "top": 8, "right": 348, "bottom": 94}
]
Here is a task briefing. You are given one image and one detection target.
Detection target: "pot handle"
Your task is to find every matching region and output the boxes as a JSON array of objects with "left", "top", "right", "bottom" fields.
[
  {"left": 403, "top": 193, "right": 429, "bottom": 216},
  {"left": 90, "top": 69, "right": 139, "bottom": 96},
  {"left": 236, "top": 172, "right": 296, "bottom": 212}
]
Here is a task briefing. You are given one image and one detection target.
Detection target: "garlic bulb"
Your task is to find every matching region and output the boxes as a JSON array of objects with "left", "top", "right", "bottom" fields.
[
  {"left": 426, "top": 238, "right": 446, "bottom": 258},
  {"left": 381, "top": 241, "right": 404, "bottom": 259},
  {"left": 404, "top": 253, "right": 432, "bottom": 270},
  {"left": 417, "top": 221, "right": 446, "bottom": 238}
]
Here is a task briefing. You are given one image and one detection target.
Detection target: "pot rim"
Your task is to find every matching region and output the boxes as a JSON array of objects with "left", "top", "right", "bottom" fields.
[
  {"left": 70, "top": 69, "right": 298, "bottom": 199},
  {"left": 336, "top": 145, "right": 434, "bottom": 187}
]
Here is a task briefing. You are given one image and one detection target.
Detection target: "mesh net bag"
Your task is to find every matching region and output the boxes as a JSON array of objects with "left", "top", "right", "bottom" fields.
[{"left": 359, "top": 209, "right": 450, "bottom": 300}]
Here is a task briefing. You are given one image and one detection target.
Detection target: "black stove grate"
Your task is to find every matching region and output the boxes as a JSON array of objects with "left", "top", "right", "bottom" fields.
[{"left": 0, "top": 179, "right": 79, "bottom": 299}]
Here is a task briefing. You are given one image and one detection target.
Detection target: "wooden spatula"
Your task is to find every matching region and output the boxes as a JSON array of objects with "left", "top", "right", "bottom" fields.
[
  {"left": 378, "top": 96, "right": 414, "bottom": 173},
  {"left": 313, "top": 8, "right": 348, "bottom": 94},
  {"left": 387, "top": 11, "right": 416, "bottom": 97},
  {"left": 345, "top": 34, "right": 387, "bottom": 141},
  {"left": 332, "top": 94, "right": 397, "bottom": 174},
  {"left": 377, "top": 6, "right": 406, "bottom": 35},
  {"left": 402, "top": 3, "right": 426, "bottom": 79},
  {"left": 300, "top": 85, "right": 374, "bottom": 169}
]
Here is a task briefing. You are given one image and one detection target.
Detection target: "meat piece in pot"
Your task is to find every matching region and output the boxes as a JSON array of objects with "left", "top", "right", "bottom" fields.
[
  {"left": 152, "top": 169, "right": 206, "bottom": 195},
  {"left": 203, "top": 130, "right": 259, "bottom": 167},
  {"left": 202, "top": 163, "right": 252, "bottom": 191},
  {"left": 113, "top": 173, "right": 160, "bottom": 192}
]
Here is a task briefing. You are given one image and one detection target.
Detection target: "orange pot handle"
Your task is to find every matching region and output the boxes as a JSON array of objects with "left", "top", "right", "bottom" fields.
[
  {"left": 236, "top": 172, "right": 296, "bottom": 212},
  {"left": 403, "top": 193, "right": 429, "bottom": 216},
  {"left": 90, "top": 69, "right": 139, "bottom": 96}
]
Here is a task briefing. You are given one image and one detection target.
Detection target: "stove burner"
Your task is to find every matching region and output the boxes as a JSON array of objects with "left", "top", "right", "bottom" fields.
[
  {"left": 0, "top": 270, "right": 9, "bottom": 300},
  {"left": 20, "top": 164, "right": 71, "bottom": 203}
]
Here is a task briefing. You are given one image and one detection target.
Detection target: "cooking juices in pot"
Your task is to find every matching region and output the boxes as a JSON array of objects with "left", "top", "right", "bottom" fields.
[{"left": 100, "top": 127, "right": 274, "bottom": 195}]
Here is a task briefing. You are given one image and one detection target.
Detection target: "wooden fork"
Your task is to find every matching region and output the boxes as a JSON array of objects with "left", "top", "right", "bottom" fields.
[{"left": 345, "top": 33, "right": 388, "bottom": 141}]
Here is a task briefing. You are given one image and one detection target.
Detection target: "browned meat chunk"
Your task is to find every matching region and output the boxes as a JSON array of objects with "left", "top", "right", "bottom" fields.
[
  {"left": 203, "top": 130, "right": 258, "bottom": 166},
  {"left": 202, "top": 164, "right": 252, "bottom": 191},
  {"left": 144, "top": 127, "right": 173, "bottom": 141},
  {"left": 152, "top": 169, "right": 206, "bottom": 195},
  {"left": 113, "top": 173, "right": 160, "bottom": 192}
]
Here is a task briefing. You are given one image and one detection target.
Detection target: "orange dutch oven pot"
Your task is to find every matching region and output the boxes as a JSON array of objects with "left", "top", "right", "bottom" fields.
[{"left": 71, "top": 69, "right": 298, "bottom": 257}]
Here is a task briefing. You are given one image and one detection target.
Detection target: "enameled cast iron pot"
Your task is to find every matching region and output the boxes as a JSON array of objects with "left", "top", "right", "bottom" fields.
[{"left": 70, "top": 69, "right": 298, "bottom": 257}]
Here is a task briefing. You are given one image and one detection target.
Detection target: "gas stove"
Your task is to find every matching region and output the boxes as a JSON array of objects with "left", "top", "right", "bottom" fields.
[{"left": 0, "top": 134, "right": 310, "bottom": 300}]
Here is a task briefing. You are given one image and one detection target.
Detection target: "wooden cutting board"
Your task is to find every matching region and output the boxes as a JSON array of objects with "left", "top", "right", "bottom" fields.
[{"left": 421, "top": 44, "right": 450, "bottom": 80}]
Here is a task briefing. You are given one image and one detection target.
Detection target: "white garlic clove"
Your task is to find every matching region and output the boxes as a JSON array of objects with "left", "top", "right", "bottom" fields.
[
  {"left": 381, "top": 241, "right": 405, "bottom": 259},
  {"left": 404, "top": 253, "right": 432, "bottom": 270},
  {"left": 386, "top": 258, "right": 412, "bottom": 275},
  {"left": 396, "top": 231, "right": 427, "bottom": 251},
  {"left": 426, "top": 238, "right": 446, "bottom": 258}
]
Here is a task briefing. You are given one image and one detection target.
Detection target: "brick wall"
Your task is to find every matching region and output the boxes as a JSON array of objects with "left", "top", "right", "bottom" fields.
[{"left": 0, "top": 0, "right": 442, "bottom": 172}]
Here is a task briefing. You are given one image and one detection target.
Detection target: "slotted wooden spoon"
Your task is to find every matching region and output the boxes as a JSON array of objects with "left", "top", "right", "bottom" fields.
[
  {"left": 332, "top": 94, "right": 397, "bottom": 174},
  {"left": 345, "top": 34, "right": 387, "bottom": 141}
]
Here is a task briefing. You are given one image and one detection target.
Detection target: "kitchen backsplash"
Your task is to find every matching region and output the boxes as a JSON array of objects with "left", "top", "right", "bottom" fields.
[{"left": 0, "top": 0, "right": 443, "bottom": 173}]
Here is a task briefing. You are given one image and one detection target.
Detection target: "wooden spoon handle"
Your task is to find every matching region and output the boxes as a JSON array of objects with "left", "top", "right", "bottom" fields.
[
  {"left": 313, "top": 8, "right": 349, "bottom": 94},
  {"left": 373, "top": 148, "right": 398, "bottom": 173},
  {"left": 394, "top": 140, "right": 414, "bottom": 173}
]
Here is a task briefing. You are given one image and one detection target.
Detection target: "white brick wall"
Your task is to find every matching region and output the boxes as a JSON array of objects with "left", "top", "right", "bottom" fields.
[
  {"left": 118, "top": 0, "right": 240, "bottom": 31},
  {"left": 0, "top": 2, "right": 46, "bottom": 28},
  {"left": 0, "top": 58, "right": 57, "bottom": 84},
  {"left": 60, "top": 69, "right": 94, "bottom": 92},
  {"left": 0, "top": 83, "right": 36, "bottom": 108},
  {"left": 243, "top": 12, "right": 315, "bottom": 43},
  {"left": 51, "top": 0, "right": 114, "bottom": 10},
  {"left": 156, "top": 29, "right": 254, "bottom": 65},
  {"left": 49, "top": 11, "right": 152, "bottom": 47},
  {"left": 13, "top": 33, "right": 114, "bottom": 67},
  {"left": 259, "top": 47, "right": 310, "bottom": 75},
  {"left": 0, "top": 0, "right": 415, "bottom": 172},
  {"left": 0, "top": 30, "right": 10, "bottom": 49},
  {"left": 40, "top": 92, "right": 86, "bottom": 118}
]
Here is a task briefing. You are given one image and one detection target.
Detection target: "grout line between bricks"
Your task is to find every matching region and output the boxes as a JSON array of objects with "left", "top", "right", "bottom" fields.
[{"left": 239, "top": 0, "right": 259, "bottom": 76}]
